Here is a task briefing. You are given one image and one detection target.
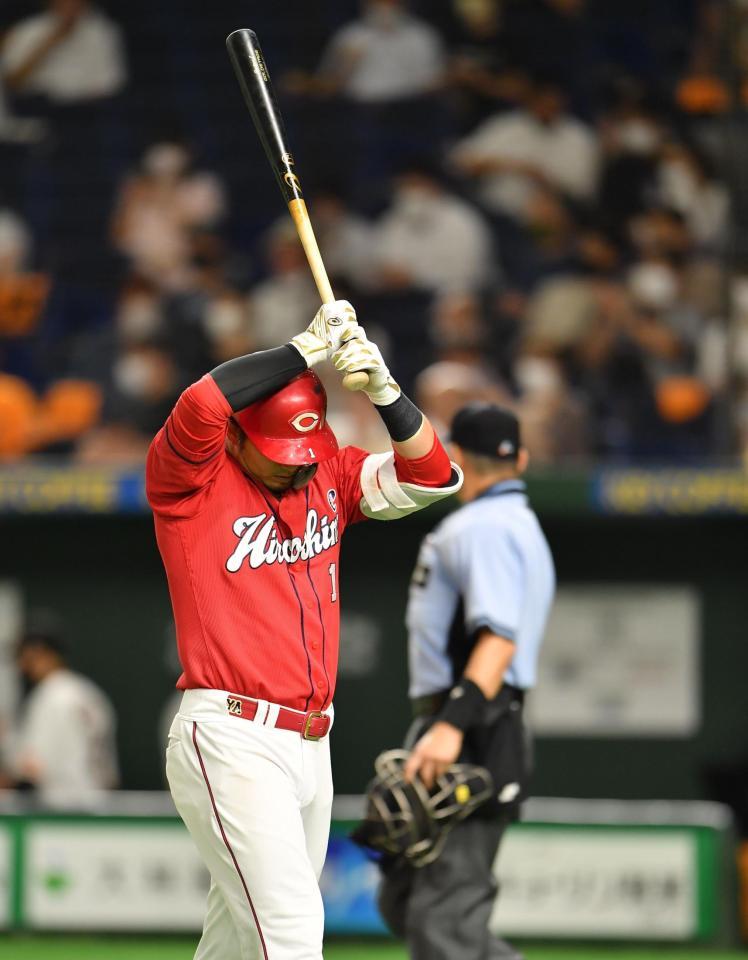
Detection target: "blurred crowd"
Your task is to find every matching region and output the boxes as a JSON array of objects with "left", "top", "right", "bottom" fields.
[{"left": 2, "top": 0, "right": 748, "bottom": 463}]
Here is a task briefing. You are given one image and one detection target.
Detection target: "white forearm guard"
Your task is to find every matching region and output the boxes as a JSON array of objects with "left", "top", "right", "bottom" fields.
[{"left": 359, "top": 452, "right": 464, "bottom": 521}]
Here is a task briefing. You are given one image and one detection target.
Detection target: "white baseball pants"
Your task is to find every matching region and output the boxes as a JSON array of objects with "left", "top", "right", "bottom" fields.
[{"left": 166, "top": 689, "right": 334, "bottom": 960}]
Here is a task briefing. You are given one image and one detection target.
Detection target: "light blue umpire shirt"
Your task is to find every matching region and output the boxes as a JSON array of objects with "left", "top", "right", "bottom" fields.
[{"left": 406, "top": 479, "right": 556, "bottom": 698}]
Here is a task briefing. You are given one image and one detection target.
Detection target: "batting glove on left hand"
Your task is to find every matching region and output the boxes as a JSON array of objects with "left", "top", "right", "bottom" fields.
[
  {"left": 290, "top": 300, "right": 359, "bottom": 367},
  {"left": 332, "top": 332, "right": 401, "bottom": 406}
]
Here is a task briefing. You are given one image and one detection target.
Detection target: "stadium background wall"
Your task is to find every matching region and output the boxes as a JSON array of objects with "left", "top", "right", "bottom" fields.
[{"left": 1, "top": 478, "right": 747, "bottom": 803}]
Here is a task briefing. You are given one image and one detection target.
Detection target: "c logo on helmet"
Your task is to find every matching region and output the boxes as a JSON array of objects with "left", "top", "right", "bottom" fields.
[{"left": 290, "top": 411, "right": 320, "bottom": 433}]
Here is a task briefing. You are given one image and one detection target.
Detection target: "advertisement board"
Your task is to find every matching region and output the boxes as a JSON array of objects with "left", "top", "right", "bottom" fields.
[
  {"left": 22, "top": 821, "right": 386, "bottom": 934},
  {"left": 528, "top": 585, "right": 700, "bottom": 736},
  {"left": 1, "top": 809, "right": 726, "bottom": 939},
  {"left": 491, "top": 827, "right": 698, "bottom": 939},
  {"left": 25, "top": 823, "right": 208, "bottom": 931}
]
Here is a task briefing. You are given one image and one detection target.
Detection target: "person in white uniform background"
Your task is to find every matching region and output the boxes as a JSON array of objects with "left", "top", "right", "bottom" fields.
[{"left": 1, "top": 613, "right": 119, "bottom": 810}]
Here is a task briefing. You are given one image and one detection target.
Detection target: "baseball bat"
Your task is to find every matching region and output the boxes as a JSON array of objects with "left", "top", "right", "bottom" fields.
[{"left": 226, "top": 28, "right": 369, "bottom": 391}]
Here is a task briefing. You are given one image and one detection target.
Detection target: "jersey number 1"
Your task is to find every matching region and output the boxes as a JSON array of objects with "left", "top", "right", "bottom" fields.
[{"left": 328, "top": 562, "right": 337, "bottom": 603}]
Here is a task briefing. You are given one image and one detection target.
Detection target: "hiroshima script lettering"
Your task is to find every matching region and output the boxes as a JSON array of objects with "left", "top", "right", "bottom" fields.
[{"left": 226, "top": 510, "right": 339, "bottom": 572}]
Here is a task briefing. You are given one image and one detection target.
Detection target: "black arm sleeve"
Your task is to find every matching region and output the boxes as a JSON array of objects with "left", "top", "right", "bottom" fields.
[
  {"left": 210, "top": 344, "right": 307, "bottom": 413},
  {"left": 374, "top": 393, "right": 424, "bottom": 442}
]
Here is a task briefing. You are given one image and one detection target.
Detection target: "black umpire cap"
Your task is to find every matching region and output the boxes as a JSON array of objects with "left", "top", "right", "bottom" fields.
[{"left": 450, "top": 403, "right": 521, "bottom": 461}]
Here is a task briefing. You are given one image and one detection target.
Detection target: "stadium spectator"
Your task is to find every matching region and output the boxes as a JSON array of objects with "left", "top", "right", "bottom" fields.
[
  {"left": 287, "top": 0, "right": 449, "bottom": 199},
  {"left": 370, "top": 163, "right": 496, "bottom": 293},
  {"left": 2, "top": 612, "right": 119, "bottom": 810},
  {"left": 2, "top": 1, "right": 129, "bottom": 279},
  {"left": 656, "top": 141, "right": 728, "bottom": 250},
  {"left": 514, "top": 354, "right": 590, "bottom": 462},
  {"left": 310, "top": 188, "right": 375, "bottom": 291},
  {"left": 300, "top": 0, "right": 446, "bottom": 104},
  {"left": 430, "top": 292, "right": 492, "bottom": 363},
  {"left": 450, "top": 74, "right": 599, "bottom": 222},
  {"left": 624, "top": 258, "right": 705, "bottom": 387},
  {"left": 246, "top": 219, "right": 320, "bottom": 348},
  {"left": 199, "top": 291, "right": 254, "bottom": 367},
  {"left": 0, "top": 2, "right": 736, "bottom": 465},
  {"left": 596, "top": 81, "right": 667, "bottom": 237},
  {"left": 414, "top": 360, "right": 509, "bottom": 439},
  {"left": 0, "top": 209, "right": 52, "bottom": 385},
  {"left": 111, "top": 138, "right": 226, "bottom": 291},
  {"left": 1, "top": 0, "right": 127, "bottom": 104}
]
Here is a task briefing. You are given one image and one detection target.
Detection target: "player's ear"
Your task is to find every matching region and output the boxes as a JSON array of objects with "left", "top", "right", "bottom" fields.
[{"left": 516, "top": 447, "right": 530, "bottom": 474}]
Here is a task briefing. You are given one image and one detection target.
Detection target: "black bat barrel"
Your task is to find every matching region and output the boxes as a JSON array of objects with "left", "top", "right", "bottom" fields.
[{"left": 226, "top": 28, "right": 303, "bottom": 203}]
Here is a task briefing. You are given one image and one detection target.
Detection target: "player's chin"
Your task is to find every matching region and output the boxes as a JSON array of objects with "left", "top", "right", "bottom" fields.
[{"left": 265, "top": 474, "right": 295, "bottom": 492}]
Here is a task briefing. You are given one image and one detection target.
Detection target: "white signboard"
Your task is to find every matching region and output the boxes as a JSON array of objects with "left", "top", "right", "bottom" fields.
[
  {"left": 0, "top": 826, "right": 11, "bottom": 928},
  {"left": 25, "top": 824, "right": 208, "bottom": 930},
  {"left": 19, "top": 819, "right": 702, "bottom": 938},
  {"left": 491, "top": 828, "right": 696, "bottom": 938},
  {"left": 528, "top": 585, "right": 700, "bottom": 736}
]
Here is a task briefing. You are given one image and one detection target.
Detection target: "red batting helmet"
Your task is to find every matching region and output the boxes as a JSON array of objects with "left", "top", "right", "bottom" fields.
[{"left": 233, "top": 370, "right": 338, "bottom": 465}]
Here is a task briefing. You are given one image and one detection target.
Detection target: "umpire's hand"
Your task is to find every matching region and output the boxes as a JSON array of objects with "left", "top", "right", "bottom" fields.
[{"left": 404, "top": 722, "right": 464, "bottom": 790}]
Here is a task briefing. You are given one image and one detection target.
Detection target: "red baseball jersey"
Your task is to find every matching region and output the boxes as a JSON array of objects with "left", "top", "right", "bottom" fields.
[{"left": 146, "top": 374, "right": 369, "bottom": 712}]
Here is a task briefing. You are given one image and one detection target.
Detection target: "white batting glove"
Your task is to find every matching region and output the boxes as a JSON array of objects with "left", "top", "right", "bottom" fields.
[
  {"left": 332, "top": 332, "right": 401, "bottom": 406},
  {"left": 290, "top": 300, "right": 358, "bottom": 367}
]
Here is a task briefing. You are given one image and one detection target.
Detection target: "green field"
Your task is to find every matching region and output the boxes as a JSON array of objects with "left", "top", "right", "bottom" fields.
[{"left": 0, "top": 939, "right": 745, "bottom": 960}]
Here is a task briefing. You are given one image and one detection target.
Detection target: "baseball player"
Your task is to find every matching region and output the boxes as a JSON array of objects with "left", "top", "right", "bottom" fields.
[
  {"left": 378, "top": 403, "right": 555, "bottom": 960},
  {"left": 146, "top": 300, "right": 462, "bottom": 960}
]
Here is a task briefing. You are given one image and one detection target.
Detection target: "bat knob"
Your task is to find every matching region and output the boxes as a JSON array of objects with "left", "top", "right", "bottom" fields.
[{"left": 343, "top": 370, "right": 370, "bottom": 392}]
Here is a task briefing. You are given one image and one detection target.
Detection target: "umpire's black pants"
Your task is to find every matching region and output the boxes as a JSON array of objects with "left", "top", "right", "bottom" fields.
[{"left": 378, "top": 814, "right": 521, "bottom": 960}]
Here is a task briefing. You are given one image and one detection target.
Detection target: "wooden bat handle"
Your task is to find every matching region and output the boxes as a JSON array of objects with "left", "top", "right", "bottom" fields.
[{"left": 288, "top": 198, "right": 369, "bottom": 392}]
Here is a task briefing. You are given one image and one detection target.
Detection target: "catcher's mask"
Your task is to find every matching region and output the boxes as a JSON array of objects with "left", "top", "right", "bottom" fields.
[{"left": 350, "top": 749, "right": 494, "bottom": 867}]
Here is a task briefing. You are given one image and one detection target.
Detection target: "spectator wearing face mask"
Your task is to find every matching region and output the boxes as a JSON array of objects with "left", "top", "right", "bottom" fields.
[
  {"left": 596, "top": 81, "right": 665, "bottom": 238},
  {"left": 70, "top": 279, "right": 183, "bottom": 464},
  {"left": 451, "top": 75, "right": 599, "bottom": 223},
  {"left": 370, "top": 163, "right": 496, "bottom": 294},
  {"left": 623, "top": 257, "right": 705, "bottom": 388},
  {"left": 111, "top": 137, "right": 226, "bottom": 291}
]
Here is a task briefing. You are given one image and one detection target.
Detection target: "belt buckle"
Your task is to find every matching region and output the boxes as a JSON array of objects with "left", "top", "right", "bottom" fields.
[{"left": 302, "top": 710, "right": 326, "bottom": 741}]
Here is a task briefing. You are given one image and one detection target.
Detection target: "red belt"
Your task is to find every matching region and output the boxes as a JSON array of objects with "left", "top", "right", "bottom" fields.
[{"left": 225, "top": 694, "right": 331, "bottom": 741}]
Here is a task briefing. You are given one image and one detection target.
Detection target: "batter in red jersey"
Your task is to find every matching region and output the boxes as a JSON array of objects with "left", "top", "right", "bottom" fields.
[{"left": 147, "top": 300, "right": 462, "bottom": 960}]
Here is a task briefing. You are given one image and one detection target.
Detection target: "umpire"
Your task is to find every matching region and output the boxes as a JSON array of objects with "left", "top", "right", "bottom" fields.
[{"left": 379, "top": 403, "right": 556, "bottom": 960}]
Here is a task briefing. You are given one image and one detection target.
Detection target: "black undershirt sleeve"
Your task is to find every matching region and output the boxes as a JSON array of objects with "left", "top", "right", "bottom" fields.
[{"left": 210, "top": 344, "right": 307, "bottom": 413}]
